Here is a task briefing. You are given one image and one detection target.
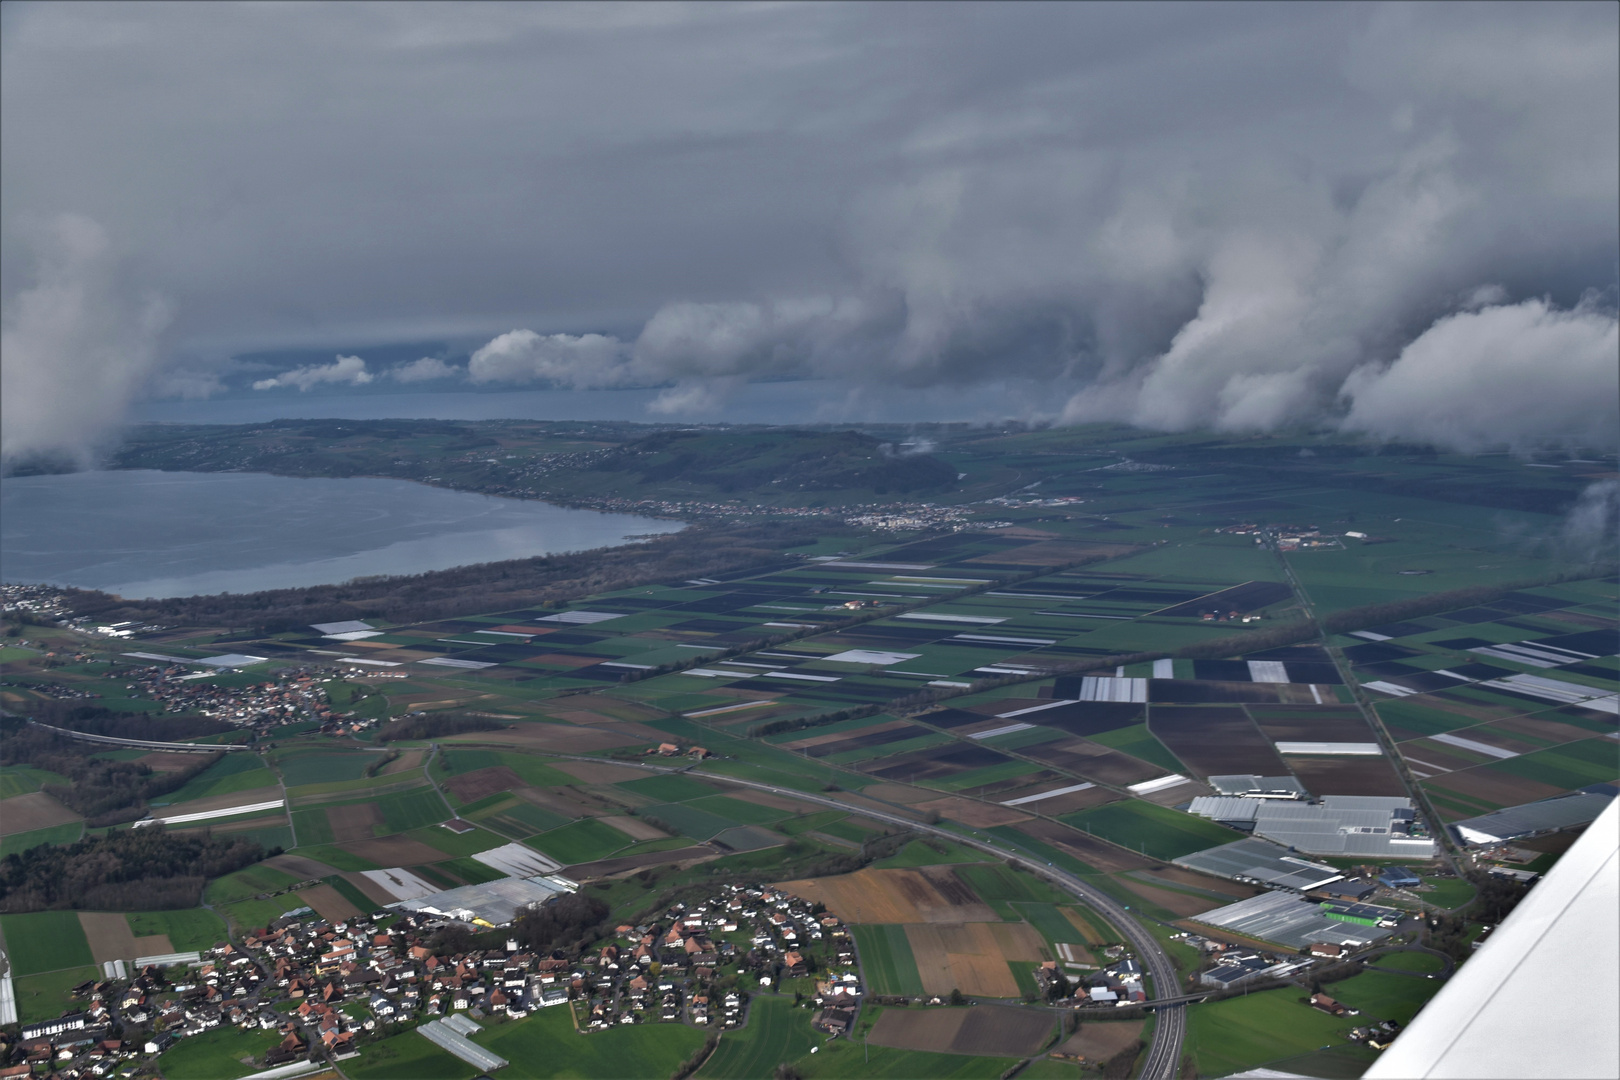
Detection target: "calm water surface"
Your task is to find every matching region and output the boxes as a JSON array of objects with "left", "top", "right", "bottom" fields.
[{"left": 0, "top": 470, "right": 682, "bottom": 599}]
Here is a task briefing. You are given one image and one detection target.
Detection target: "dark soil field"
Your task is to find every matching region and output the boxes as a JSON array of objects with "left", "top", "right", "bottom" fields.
[
  {"left": 1487, "top": 714, "right": 1609, "bottom": 745},
  {"left": 1039, "top": 739, "right": 1161, "bottom": 786},
  {"left": 1056, "top": 1019, "right": 1145, "bottom": 1063},
  {"left": 1249, "top": 705, "right": 1377, "bottom": 743},
  {"left": 1150, "top": 681, "right": 1285, "bottom": 704},
  {"left": 326, "top": 803, "right": 383, "bottom": 842},
  {"left": 337, "top": 835, "right": 447, "bottom": 866},
  {"left": 1149, "top": 706, "right": 1289, "bottom": 776},
  {"left": 1016, "top": 819, "right": 1155, "bottom": 874},
  {"left": 445, "top": 766, "right": 527, "bottom": 803},
  {"left": 871, "top": 1004, "right": 1056, "bottom": 1056},
  {"left": 1026, "top": 701, "right": 1143, "bottom": 737},
  {"left": 865, "top": 743, "right": 1014, "bottom": 782},
  {"left": 1286, "top": 755, "right": 1408, "bottom": 797},
  {"left": 1424, "top": 768, "right": 1564, "bottom": 807},
  {"left": 915, "top": 795, "right": 1032, "bottom": 828}
]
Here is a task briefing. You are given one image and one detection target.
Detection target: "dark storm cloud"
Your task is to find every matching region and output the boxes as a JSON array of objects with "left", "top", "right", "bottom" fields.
[{"left": 2, "top": 1, "right": 1615, "bottom": 461}]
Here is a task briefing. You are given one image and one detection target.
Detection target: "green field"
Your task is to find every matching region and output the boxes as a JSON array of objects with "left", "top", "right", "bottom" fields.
[
  {"left": 1328, "top": 969, "right": 1443, "bottom": 1025},
  {"left": 477, "top": 999, "right": 708, "bottom": 1079},
  {"left": 375, "top": 787, "right": 451, "bottom": 832},
  {"left": 407, "top": 822, "right": 511, "bottom": 856},
  {"left": 482, "top": 801, "right": 572, "bottom": 836},
  {"left": 1014, "top": 903, "right": 1092, "bottom": 952},
  {"left": 800, "top": 1023, "right": 1015, "bottom": 1080},
  {"left": 204, "top": 863, "right": 304, "bottom": 905},
  {"left": 1418, "top": 875, "right": 1477, "bottom": 910},
  {"left": 1059, "top": 800, "right": 1239, "bottom": 861},
  {"left": 289, "top": 844, "right": 380, "bottom": 871},
  {"left": 641, "top": 801, "right": 740, "bottom": 840},
  {"left": 349, "top": 1030, "right": 471, "bottom": 1080},
  {"left": 275, "top": 749, "right": 379, "bottom": 786},
  {"left": 290, "top": 807, "right": 336, "bottom": 845},
  {"left": 1184, "top": 987, "right": 1353, "bottom": 1077},
  {"left": 0, "top": 910, "right": 93, "bottom": 975},
  {"left": 0, "top": 821, "right": 83, "bottom": 857},
  {"left": 126, "top": 908, "right": 228, "bottom": 952},
  {"left": 151, "top": 753, "right": 273, "bottom": 805},
  {"left": 529, "top": 817, "right": 634, "bottom": 864},
  {"left": 618, "top": 773, "right": 722, "bottom": 802},
  {"left": 852, "top": 925, "right": 924, "bottom": 996},
  {"left": 1489, "top": 738, "right": 1619, "bottom": 791},
  {"left": 438, "top": 748, "right": 575, "bottom": 788},
  {"left": 870, "top": 837, "right": 980, "bottom": 868},
  {"left": 0, "top": 766, "right": 68, "bottom": 798},
  {"left": 436, "top": 857, "right": 507, "bottom": 885},
  {"left": 1085, "top": 724, "right": 1186, "bottom": 774},
  {"left": 1371, "top": 951, "right": 1447, "bottom": 974},
  {"left": 10, "top": 965, "right": 99, "bottom": 1023},
  {"left": 689, "top": 794, "right": 789, "bottom": 826},
  {"left": 157, "top": 1026, "right": 283, "bottom": 1080},
  {"left": 699, "top": 994, "right": 819, "bottom": 1079}
]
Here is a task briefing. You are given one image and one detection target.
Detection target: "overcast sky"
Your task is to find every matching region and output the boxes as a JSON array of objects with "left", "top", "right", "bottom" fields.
[{"left": 2, "top": 1, "right": 1616, "bottom": 461}]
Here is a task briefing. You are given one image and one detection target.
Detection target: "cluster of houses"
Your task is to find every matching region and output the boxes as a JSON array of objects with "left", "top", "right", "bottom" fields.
[
  {"left": 2, "top": 881, "right": 866, "bottom": 1077},
  {"left": 580, "top": 883, "right": 859, "bottom": 1033},
  {"left": 1035, "top": 945, "right": 1151, "bottom": 1006},
  {"left": 120, "top": 663, "right": 335, "bottom": 730}
]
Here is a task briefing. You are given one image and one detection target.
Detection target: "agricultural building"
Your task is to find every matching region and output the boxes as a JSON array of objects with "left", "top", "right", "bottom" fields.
[
  {"left": 394, "top": 873, "right": 578, "bottom": 927},
  {"left": 1173, "top": 836, "right": 1343, "bottom": 891},
  {"left": 1192, "top": 890, "right": 1397, "bottom": 950},
  {"left": 1207, "top": 774, "right": 1310, "bottom": 799},
  {"left": 1450, "top": 787, "right": 1616, "bottom": 846},
  {"left": 1198, "top": 953, "right": 1273, "bottom": 989},
  {"left": 1377, "top": 867, "right": 1422, "bottom": 889},
  {"left": 1320, "top": 900, "right": 1401, "bottom": 927},
  {"left": 1188, "top": 795, "right": 1436, "bottom": 857}
]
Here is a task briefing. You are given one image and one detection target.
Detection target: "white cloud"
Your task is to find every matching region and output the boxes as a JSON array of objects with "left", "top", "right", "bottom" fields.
[
  {"left": 466, "top": 330, "right": 630, "bottom": 387},
  {"left": 0, "top": 214, "right": 171, "bottom": 466},
  {"left": 389, "top": 356, "right": 460, "bottom": 382},
  {"left": 252, "top": 354, "right": 373, "bottom": 391},
  {"left": 1340, "top": 298, "right": 1619, "bottom": 453}
]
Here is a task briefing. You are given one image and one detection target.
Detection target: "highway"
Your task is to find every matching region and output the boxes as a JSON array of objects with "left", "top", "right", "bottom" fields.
[{"left": 531, "top": 750, "right": 1188, "bottom": 1078}]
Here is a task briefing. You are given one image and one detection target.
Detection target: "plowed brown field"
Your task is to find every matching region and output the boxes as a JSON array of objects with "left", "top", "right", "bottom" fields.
[
  {"left": 337, "top": 835, "right": 446, "bottom": 866},
  {"left": 326, "top": 803, "right": 382, "bottom": 842},
  {"left": 774, "top": 867, "right": 998, "bottom": 924},
  {"left": 871, "top": 1004, "right": 1056, "bottom": 1055},
  {"left": 0, "top": 792, "right": 79, "bottom": 835},
  {"left": 80, "top": 912, "right": 170, "bottom": 964},
  {"left": 905, "top": 923, "right": 1023, "bottom": 997},
  {"left": 295, "top": 883, "right": 362, "bottom": 923}
]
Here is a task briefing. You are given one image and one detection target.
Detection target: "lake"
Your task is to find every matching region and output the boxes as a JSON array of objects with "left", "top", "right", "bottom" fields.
[{"left": 0, "top": 470, "right": 683, "bottom": 599}]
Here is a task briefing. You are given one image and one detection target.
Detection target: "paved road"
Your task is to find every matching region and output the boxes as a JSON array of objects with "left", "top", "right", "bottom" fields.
[{"left": 534, "top": 751, "right": 1188, "bottom": 1078}]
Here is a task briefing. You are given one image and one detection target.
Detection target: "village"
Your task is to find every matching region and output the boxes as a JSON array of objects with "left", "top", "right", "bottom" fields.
[{"left": 0, "top": 881, "right": 870, "bottom": 1079}]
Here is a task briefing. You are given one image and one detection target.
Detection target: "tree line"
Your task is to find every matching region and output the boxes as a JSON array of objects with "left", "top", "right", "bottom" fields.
[{"left": 0, "top": 827, "right": 265, "bottom": 912}]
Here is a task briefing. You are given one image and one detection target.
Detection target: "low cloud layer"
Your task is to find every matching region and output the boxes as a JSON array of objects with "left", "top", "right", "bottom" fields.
[
  {"left": 3, "top": 3, "right": 1615, "bottom": 460},
  {"left": 252, "top": 354, "right": 372, "bottom": 392}
]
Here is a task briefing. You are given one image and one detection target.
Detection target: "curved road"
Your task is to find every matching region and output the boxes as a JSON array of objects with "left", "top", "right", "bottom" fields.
[{"left": 533, "top": 751, "right": 1187, "bottom": 1078}]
